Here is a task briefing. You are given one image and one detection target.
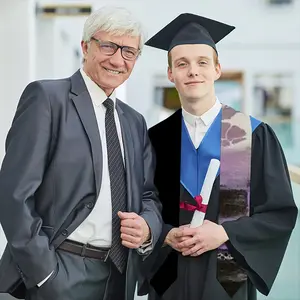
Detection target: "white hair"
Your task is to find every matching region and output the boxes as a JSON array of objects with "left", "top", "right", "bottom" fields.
[{"left": 82, "top": 6, "right": 147, "bottom": 51}]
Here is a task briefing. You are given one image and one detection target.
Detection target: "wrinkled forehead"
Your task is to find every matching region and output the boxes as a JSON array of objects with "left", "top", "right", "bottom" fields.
[{"left": 93, "top": 30, "right": 141, "bottom": 48}]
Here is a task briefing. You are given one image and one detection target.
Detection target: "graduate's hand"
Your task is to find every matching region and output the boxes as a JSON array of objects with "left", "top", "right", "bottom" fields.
[
  {"left": 165, "top": 227, "right": 193, "bottom": 252},
  {"left": 175, "top": 220, "right": 229, "bottom": 256},
  {"left": 118, "top": 212, "right": 150, "bottom": 249}
]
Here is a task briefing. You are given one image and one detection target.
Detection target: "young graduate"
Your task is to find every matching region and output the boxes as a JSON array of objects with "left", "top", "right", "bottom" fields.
[{"left": 138, "top": 13, "right": 298, "bottom": 300}]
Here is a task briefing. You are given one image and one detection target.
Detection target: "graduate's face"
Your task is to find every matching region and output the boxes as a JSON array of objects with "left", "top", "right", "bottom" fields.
[
  {"left": 81, "top": 31, "right": 140, "bottom": 96},
  {"left": 168, "top": 44, "right": 221, "bottom": 102}
]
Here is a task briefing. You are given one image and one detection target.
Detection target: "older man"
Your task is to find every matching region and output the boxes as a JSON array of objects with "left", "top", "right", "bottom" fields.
[{"left": 0, "top": 6, "right": 162, "bottom": 300}]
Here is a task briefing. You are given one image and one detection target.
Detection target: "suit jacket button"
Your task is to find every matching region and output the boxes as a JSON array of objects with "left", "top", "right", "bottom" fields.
[
  {"left": 62, "top": 229, "right": 68, "bottom": 236},
  {"left": 86, "top": 202, "right": 94, "bottom": 209}
]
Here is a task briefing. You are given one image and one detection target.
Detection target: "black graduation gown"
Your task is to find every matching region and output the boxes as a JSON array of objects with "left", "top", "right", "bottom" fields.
[{"left": 138, "top": 109, "right": 298, "bottom": 300}]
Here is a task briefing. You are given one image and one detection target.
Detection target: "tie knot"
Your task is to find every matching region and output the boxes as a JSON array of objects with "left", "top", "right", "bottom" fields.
[{"left": 103, "top": 98, "right": 114, "bottom": 111}]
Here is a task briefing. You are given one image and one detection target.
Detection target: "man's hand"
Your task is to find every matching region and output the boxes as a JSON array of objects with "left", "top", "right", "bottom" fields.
[
  {"left": 175, "top": 220, "right": 229, "bottom": 257},
  {"left": 118, "top": 211, "right": 150, "bottom": 249},
  {"left": 164, "top": 226, "right": 192, "bottom": 252}
]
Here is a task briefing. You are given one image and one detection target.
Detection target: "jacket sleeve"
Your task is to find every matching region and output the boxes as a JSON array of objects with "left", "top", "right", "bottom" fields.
[
  {"left": 138, "top": 116, "right": 163, "bottom": 257},
  {"left": 0, "top": 81, "right": 58, "bottom": 289}
]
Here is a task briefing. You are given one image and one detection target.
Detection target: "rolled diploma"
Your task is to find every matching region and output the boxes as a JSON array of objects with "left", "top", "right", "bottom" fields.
[{"left": 190, "top": 159, "right": 220, "bottom": 228}]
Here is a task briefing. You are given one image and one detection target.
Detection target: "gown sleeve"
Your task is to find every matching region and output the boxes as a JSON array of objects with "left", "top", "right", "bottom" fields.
[{"left": 222, "top": 122, "right": 298, "bottom": 295}]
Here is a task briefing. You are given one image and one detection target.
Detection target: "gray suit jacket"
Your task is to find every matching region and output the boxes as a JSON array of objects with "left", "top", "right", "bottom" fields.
[{"left": 0, "top": 70, "right": 162, "bottom": 299}]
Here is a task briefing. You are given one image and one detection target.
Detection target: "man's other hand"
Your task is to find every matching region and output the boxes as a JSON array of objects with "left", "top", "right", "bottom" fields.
[{"left": 118, "top": 211, "right": 150, "bottom": 249}]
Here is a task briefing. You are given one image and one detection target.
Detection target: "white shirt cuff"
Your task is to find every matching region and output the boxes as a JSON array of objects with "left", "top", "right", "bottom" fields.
[
  {"left": 137, "top": 234, "right": 153, "bottom": 254},
  {"left": 37, "top": 270, "right": 54, "bottom": 287}
]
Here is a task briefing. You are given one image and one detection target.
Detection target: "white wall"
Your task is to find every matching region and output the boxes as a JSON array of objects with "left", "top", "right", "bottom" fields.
[
  {"left": 0, "top": 0, "right": 36, "bottom": 162},
  {"left": 36, "top": 16, "right": 85, "bottom": 79},
  {"left": 0, "top": 0, "right": 37, "bottom": 255}
]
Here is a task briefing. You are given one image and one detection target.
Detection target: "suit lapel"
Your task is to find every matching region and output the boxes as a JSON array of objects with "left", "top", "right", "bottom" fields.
[
  {"left": 70, "top": 70, "right": 103, "bottom": 197},
  {"left": 116, "top": 100, "right": 134, "bottom": 211},
  {"left": 166, "top": 109, "right": 182, "bottom": 227},
  {"left": 168, "top": 109, "right": 182, "bottom": 171}
]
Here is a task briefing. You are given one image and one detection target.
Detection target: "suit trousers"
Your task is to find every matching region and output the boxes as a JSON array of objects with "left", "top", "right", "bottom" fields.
[{"left": 25, "top": 248, "right": 126, "bottom": 300}]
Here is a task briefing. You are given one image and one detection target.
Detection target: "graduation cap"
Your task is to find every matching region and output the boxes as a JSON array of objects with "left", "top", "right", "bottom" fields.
[{"left": 145, "top": 13, "right": 235, "bottom": 55}]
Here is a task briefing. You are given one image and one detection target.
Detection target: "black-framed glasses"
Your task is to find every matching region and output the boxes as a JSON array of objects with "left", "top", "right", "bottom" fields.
[{"left": 91, "top": 37, "right": 140, "bottom": 61}]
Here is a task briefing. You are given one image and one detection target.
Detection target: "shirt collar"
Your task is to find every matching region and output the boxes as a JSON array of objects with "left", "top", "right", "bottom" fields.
[
  {"left": 80, "top": 68, "right": 116, "bottom": 107},
  {"left": 182, "top": 98, "right": 222, "bottom": 127}
]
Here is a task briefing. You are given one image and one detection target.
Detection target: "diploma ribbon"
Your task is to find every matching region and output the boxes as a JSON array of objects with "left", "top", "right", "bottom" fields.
[{"left": 180, "top": 195, "right": 208, "bottom": 213}]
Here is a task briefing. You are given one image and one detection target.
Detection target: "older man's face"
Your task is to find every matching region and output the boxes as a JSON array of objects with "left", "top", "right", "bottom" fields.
[{"left": 82, "top": 31, "right": 140, "bottom": 96}]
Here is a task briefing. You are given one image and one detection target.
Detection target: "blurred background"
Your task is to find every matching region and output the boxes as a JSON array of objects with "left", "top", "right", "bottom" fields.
[{"left": 0, "top": 0, "right": 299, "bottom": 299}]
